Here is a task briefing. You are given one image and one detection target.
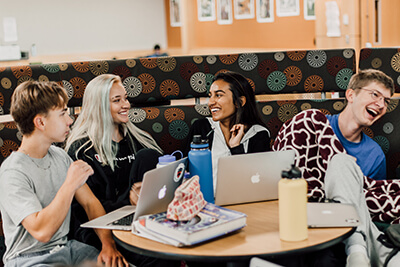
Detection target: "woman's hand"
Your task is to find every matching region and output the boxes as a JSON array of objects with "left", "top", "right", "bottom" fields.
[
  {"left": 228, "top": 124, "right": 245, "bottom": 148},
  {"left": 129, "top": 182, "right": 142, "bottom": 205}
]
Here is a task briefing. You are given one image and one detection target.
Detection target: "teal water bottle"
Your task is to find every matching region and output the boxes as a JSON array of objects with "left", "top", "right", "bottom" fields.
[{"left": 188, "top": 135, "right": 214, "bottom": 203}]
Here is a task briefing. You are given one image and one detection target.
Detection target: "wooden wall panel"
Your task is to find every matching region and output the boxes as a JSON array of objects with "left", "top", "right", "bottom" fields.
[
  {"left": 165, "top": 0, "right": 316, "bottom": 54},
  {"left": 315, "top": 0, "right": 361, "bottom": 52},
  {"left": 360, "top": 0, "right": 400, "bottom": 48}
]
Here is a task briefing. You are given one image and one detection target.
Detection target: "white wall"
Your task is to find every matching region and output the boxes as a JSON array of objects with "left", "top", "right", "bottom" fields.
[{"left": 0, "top": 0, "right": 167, "bottom": 56}]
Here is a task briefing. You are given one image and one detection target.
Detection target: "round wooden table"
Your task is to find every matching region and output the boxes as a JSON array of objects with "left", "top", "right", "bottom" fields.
[{"left": 113, "top": 200, "right": 354, "bottom": 264}]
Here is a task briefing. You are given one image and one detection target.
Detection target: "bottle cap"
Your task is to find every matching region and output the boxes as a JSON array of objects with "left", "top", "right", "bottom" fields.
[
  {"left": 192, "top": 135, "right": 202, "bottom": 144},
  {"left": 282, "top": 164, "right": 301, "bottom": 179},
  {"left": 158, "top": 154, "right": 176, "bottom": 164},
  {"left": 191, "top": 135, "right": 209, "bottom": 149}
]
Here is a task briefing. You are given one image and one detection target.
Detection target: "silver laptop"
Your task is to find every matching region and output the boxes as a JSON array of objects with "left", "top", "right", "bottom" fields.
[
  {"left": 214, "top": 150, "right": 295, "bottom": 206},
  {"left": 307, "top": 202, "right": 360, "bottom": 228},
  {"left": 81, "top": 157, "right": 187, "bottom": 230}
]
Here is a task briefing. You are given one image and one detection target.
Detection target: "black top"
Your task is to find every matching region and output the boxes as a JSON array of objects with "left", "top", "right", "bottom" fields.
[
  {"left": 67, "top": 134, "right": 160, "bottom": 249},
  {"left": 68, "top": 135, "right": 141, "bottom": 212}
]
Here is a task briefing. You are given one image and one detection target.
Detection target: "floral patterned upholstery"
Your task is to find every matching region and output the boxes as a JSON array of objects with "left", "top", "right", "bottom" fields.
[
  {"left": 359, "top": 48, "right": 400, "bottom": 93},
  {"left": 0, "top": 48, "right": 355, "bottom": 162}
]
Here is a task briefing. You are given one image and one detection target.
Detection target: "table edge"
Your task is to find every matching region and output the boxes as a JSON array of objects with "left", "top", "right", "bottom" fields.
[{"left": 113, "top": 227, "right": 355, "bottom": 262}]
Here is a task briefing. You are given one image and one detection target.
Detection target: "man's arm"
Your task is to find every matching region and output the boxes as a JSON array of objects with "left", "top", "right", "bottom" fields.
[
  {"left": 75, "top": 184, "right": 128, "bottom": 267},
  {"left": 21, "top": 160, "right": 93, "bottom": 243}
]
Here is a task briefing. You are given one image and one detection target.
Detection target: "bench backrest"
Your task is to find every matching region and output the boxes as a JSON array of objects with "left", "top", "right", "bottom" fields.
[{"left": 0, "top": 48, "right": 355, "bottom": 159}]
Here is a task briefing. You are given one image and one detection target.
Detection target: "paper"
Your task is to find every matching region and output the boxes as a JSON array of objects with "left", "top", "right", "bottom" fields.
[
  {"left": 3, "top": 17, "right": 18, "bottom": 42},
  {"left": 132, "top": 220, "right": 182, "bottom": 247},
  {"left": 0, "top": 45, "right": 21, "bottom": 61},
  {"left": 325, "top": 1, "right": 341, "bottom": 37}
]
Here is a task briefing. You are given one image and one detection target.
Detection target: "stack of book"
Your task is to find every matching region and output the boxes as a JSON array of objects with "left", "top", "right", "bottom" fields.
[{"left": 132, "top": 203, "right": 247, "bottom": 247}]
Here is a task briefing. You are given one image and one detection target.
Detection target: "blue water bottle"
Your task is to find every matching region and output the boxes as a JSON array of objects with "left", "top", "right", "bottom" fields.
[{"left": 188, "top": 135, "right": 214, "bottom": 203}]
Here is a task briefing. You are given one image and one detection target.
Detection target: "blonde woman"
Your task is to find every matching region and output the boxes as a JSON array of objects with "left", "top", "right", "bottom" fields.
[{"left": 65, "top": 74, "right": 176, "bottom": 267}]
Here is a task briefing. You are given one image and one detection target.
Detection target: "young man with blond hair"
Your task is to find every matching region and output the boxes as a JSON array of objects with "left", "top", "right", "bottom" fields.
[
  {"left": 326, "top": 69, "right": 394, "bottom": 181},
  {"left": 324, "top": 69, "right": 397, "bottom": 266},
  {"left": 0, "top": 81, "right": 128, "bottom": 267},
  {"left": 274, "top": 69, "right": 400, "bottom": 266}
]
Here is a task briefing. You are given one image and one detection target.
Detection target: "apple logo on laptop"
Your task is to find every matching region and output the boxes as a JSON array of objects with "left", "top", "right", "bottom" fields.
[
  {"left": 251, "top": 173, "right": 261, "bottom": 184},
  {"left": 158, "top": 185, "right": 167, "bottom": 199}
]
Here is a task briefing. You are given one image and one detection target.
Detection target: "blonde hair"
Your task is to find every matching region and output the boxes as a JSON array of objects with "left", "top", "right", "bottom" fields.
[
  {"left": 349, "top": 69, "right": 395, "bottom": 96},
  {"left": 65, "top": 74, "right": 162, "bottom": 171}
]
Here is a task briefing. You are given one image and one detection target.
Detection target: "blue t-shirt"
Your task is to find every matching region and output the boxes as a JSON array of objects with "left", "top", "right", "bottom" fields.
[{"left": 326, "top": 114, "right": 386, "bottom": 180}]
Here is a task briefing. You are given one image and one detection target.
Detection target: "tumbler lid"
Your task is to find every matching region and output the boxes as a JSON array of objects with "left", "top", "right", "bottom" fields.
[{"left": 282, "top": 164, "right": 301, "bottom": 179}]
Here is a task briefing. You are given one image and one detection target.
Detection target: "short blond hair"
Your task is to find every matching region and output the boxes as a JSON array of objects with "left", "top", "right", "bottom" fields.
[
  {"left": 349, "top": 69, "right": 395, "bottom": 96},
  {"left": 11, "top": 81, "right": 68, "bottom": 135}
]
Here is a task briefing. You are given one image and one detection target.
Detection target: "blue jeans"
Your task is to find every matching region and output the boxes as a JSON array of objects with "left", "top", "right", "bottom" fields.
[{"left": 5, "top": 240, "right": 99, "bottom": 267}]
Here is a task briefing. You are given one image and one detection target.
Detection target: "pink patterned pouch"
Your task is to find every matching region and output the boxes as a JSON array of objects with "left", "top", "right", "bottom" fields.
[{"left": 167, "top": 175, "right": 207, "bottom": 221}]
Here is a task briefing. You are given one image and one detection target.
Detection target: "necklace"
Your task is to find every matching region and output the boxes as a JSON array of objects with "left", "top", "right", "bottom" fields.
[{"left": 20, "top": 149, "right": 51, "bottom": 170}]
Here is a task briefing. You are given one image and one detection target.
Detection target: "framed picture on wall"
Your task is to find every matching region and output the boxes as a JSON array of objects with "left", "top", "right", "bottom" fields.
[
  {"left": 276, "top": 0, "right": 299, "bottom": 17},
  {"left": 304, "top": 0, "right": 315, "bottom": 20},
  {"left": 217, "top": 0, "right": 233, "bottom": 24},
  {"left": 256, "top": 0, "right": 274, "bottom": 23},
  {"left": 170, "top": 0, "right": 181, "bottom": 27},
  {"left": 234, "top": 0, "right": 255, "bottom": 20},
  {"left": 198, "top": 0, "right": 216, "bottom": 21}
]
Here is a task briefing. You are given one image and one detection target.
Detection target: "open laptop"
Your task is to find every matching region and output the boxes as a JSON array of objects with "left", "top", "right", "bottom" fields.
[
  {"left": 81, "top": 157, "right": 187, "bottom": 231},
  {"left": 214, "top": 150, "right": 296, "bottom": 206},
  {"left": 307, "top": 202, "right": 360, "bottom": 228}
]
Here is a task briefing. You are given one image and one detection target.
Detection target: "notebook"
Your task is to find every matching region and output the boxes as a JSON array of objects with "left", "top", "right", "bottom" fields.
[
  {"left": 81, "top": 157, "right": 187, "bottom": 231},
  {"left": 214, "top": 150, "right": 296, "bottom": 206},
  {"left": 307, "top": 202, "right": 360, "bottom": 228}
]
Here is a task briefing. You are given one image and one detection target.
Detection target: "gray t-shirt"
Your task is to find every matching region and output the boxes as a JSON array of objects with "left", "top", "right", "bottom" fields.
[{"left": 0, "top": 145, "right": 73, "bottom": 263}]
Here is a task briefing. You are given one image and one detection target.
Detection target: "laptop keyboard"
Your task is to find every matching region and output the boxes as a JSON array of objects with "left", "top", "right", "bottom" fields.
[{"left": 109, "top": 213, "right": 134, "bottom": 226}]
